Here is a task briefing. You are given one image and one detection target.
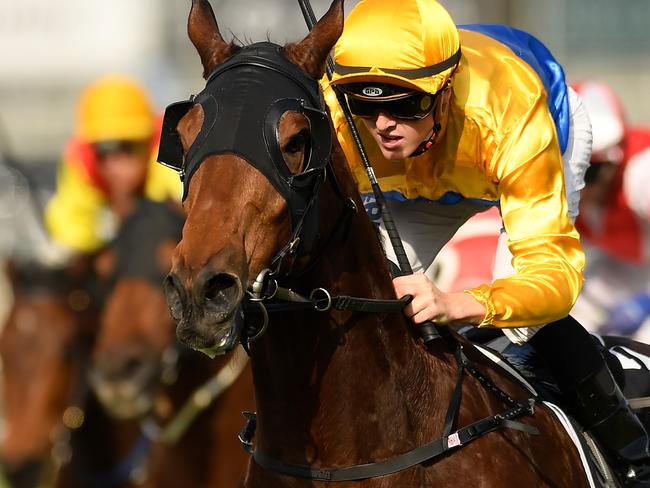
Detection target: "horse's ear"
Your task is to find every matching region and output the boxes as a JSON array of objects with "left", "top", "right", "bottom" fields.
[
  {"left": 284, "top": 0, "right": 344, "bottom": 78},
  {"left": 188, "top": 0, "right": 232, "bottom": 78}
]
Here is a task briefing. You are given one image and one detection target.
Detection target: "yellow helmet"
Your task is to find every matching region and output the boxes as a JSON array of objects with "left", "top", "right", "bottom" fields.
[
  {"left": 331, "top": 0, "right": 461, "bottom": 95},
  {"left": 76, "top": 75, "right": 155, "bottom": 143}
]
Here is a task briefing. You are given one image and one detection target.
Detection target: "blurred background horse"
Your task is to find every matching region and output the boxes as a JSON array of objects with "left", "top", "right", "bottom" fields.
[
  {"left": 88, "top": 198, "right": 254, "bottom": 488},
  {"left": 0, "top": 258, "right": 139, "bottom": 488}
]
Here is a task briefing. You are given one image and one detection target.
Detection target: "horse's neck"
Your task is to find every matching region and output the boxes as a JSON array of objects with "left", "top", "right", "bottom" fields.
[{"left": 250, "top": 184, "right": 458, "bottom": 463}]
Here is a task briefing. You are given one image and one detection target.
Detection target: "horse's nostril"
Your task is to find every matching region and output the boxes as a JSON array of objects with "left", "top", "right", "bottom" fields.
[
  {"left": 122, "top": 356, "right": 146, "bottom": 378},
  {"left": 163, "top": 274, "right": 184, "bottom": 321},
  {"left": 203, "top": 273, "right": 239, "bottom": 304}
]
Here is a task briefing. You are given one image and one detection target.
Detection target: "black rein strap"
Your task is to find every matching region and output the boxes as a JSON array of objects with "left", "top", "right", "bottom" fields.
[
  {"left": 239, "top": 345, "right": 538, "bottom": 482},
  {"left": 247, "top": 285, "right": 411, "bottom": 314}
]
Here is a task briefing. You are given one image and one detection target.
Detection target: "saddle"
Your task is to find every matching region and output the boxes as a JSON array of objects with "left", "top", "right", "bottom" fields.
[{"left": 462, "top": 326, "right": 650, "bottom": 487}]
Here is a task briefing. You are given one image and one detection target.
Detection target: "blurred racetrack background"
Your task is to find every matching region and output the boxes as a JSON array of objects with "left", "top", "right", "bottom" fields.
[
  {"left": 2, "top": 0, "right": 649, "bottom": 165},
  {"left": 1, "top": 0, "right": 649, "bottom": 265},
  {"left": 0, "top": 0, "right": 649, "bottom": 486}
]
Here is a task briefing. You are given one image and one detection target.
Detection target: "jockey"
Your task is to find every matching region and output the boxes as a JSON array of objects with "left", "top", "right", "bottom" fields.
[
  {"left": 45, "top": 75, "right": 181, "bottom": 256},
  {"left": 570, "top": 80, "right": 650, "bottom": 336},
  {"left": 322, "top": 0, "right": 650, "bottom": 482}
]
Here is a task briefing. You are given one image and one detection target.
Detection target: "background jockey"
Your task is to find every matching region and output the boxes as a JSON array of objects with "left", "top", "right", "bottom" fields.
[
  {"left": 321, "top": 0, "right": 650, "bottom": 483},
  {"left": 45, "top": 75, "right": 181, "bottom": 257},
  {"left": 571, "top": 80, "right": 650, "bottom": 338}
]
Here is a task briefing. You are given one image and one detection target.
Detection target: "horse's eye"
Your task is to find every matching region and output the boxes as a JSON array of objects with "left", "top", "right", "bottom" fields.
[{"left": 284, "top": 130, "right": 309, "bottom": 155}]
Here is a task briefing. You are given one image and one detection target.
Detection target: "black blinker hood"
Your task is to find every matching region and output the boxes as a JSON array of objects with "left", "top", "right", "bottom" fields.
[{"left": 158, "top": 42, "right": 333, "bottom": 257}]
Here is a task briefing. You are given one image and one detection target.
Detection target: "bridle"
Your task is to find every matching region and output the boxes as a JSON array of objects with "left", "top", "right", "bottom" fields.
[
  {"left": 157, "top": 42, "right": 412, "bottom": 348},
  {"left": 240, "top": 161, "right": 410, "bottom": 349}
]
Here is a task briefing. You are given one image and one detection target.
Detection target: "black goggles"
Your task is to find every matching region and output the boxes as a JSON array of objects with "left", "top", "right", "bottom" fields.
[
  {"left": 94, "top": 140, "right": 149, "bottom": 159},
  {"left": 346, "top": 92, "right": 436, "bottom": 120}
]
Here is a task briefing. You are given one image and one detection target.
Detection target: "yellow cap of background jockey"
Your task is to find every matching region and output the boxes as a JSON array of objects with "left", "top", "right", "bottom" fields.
[
  {"left": 76, "top": 75, "right": 155, "bottom": 143},
  {"left": 331, "top": 0, "right": 461, "bottom": 95}
]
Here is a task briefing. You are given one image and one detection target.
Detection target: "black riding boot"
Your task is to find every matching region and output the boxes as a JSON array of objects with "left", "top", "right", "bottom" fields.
[{"left": 529, "top": 316, "right": 650, "bottom": 485}]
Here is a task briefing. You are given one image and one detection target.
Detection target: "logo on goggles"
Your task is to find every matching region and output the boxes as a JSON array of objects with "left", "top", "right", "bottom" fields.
[{"left": 362, "top": 87, "right": 383, "bottom": 97}]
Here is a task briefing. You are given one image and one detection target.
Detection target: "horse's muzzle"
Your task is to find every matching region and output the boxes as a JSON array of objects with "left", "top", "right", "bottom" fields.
[{"left": 164, "top": 271, "right": 244, "bottom": 357}]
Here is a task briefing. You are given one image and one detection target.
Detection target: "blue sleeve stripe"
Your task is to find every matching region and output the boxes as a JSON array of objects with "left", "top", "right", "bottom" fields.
[
  {"left": 384, "top": 190, "right": 500, "bottom": 207},
  {"left": 458, "top": 24, "right": 570, "bottom": 154}
]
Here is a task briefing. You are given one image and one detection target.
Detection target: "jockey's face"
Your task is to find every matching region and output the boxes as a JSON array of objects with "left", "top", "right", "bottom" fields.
[
  {"left": 96, "top": 140, "right": 149, "bottom": 198},
  {"left": 360, "top": 111, "right": 435, "bottom": 160}
]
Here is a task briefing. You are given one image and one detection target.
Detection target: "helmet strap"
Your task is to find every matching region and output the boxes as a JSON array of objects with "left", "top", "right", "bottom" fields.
[
  {"left": 408, "top": 83, "right": 455, "bottom": 158},
  {"left": 409, "top": 121, "right": 441, "bottom": 157}
]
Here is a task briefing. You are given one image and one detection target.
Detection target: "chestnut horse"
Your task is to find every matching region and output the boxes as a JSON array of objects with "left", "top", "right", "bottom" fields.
[
  {"left": 88, "top": 198, "right": 254, "bottom": 488},
  {"left": 0, "top": 260, "right": 141, "bottom": 488},
  {"left": 162, "top": 1, "right": 591, "bottom": 486}
]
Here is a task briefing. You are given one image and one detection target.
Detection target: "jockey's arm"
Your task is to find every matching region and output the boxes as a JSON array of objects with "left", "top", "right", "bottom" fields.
[
  {"left": 45, "top": 157, "right": 107, "bottom": 255},
  {"left": 398, "top": 97, "right": 585, "bottom": 329},
  {"left": 142, "top": 151, "right": 184, "bottom": 203},
  {"left": 463, "top": 97, "right": 585, "bottom": 328}
]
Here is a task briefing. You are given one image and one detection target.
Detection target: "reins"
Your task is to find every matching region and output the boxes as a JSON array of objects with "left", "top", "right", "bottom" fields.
[
  {"left": 239, "top": 343, "right": 539, "bottom": 482},
  {"left": 240, "top": 165, "right": 411, "bottom": 346},
  {"left": 146, "top": 347, "right": 250, "bottom": 445},
  {"left": 297, "top": 0, "right": 446, "bottom": 345}
]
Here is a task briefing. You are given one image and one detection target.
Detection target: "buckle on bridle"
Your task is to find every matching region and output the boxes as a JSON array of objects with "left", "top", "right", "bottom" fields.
[
  {"left": 238, "top": 410, "right": 257, "bottom": 454},
  {"left": 245, "top": 301, "right": 269, "bottom": 343},
  {"left": 249, "top": 269, "right": 278, "bottom": 302},
  {"left": 310, "top": 287, "right": 332, "bottom": 312},
  {"left": 288, "top": 237, "right": 301, "bottom": 255}
]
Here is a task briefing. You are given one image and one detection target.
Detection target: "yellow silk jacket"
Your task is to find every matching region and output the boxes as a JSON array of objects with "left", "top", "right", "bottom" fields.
[
  {"left": 45, "top": 138, "right": 181, "bottom": 254},
  {"left": 323, "top": 29, "right": 585, "bottom": 328}
]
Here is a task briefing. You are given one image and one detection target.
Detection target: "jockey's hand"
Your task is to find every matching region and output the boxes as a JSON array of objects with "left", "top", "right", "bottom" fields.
[{"left": 392, "top": 273, "right": 487, "bottom": 325}]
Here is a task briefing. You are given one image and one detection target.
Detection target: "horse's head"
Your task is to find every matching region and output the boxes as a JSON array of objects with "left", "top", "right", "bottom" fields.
[
  {"left": 0, "top": 262, "right": 96, "bottom": 488},
  {"left": 161, "top": 0, "right": 344, "bottom": 356},
  {"left": 88, "top": 199, "right": 184, "bottom": 419}
]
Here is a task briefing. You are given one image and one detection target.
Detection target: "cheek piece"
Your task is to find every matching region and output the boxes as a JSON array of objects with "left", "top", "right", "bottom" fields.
[{"left": 158, "top": 42, "right": 332, "bottom": 259}]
